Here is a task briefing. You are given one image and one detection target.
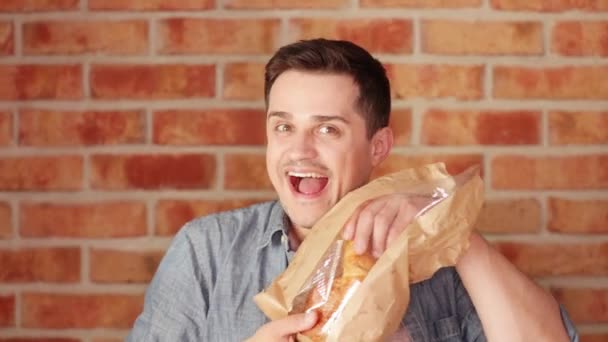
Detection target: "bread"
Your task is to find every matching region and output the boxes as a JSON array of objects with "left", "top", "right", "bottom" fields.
[{"left": 300, "top": 240, "right": 376, "bottom": 341}]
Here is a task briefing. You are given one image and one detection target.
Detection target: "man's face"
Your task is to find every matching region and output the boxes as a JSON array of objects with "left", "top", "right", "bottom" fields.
[{"left": 266, "top": 70, "right": 392, "bottom": 230}]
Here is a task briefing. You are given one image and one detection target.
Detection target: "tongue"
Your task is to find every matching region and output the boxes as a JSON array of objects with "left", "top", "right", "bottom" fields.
[{"left": 297, "top": 177, "right": 327, "bottom": 195}]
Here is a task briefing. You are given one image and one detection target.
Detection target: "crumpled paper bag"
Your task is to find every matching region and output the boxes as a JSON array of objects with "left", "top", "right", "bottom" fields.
[{"left": 254, "top": 163, "right": 484, "bottom": 341}]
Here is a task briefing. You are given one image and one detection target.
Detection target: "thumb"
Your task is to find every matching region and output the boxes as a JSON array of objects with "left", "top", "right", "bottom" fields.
[{"left": 274, "top": 311, "right": 318, "bottom": 337}]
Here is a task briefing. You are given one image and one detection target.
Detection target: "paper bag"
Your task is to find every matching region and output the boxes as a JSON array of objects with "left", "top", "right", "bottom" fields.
[{"left": 254, "top": 163, "right": 484, "bottom": 341}]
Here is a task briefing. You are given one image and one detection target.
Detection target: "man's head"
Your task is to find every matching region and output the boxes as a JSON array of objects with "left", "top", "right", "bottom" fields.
[
  {"left": 264, "top": 39, "right": 393, "bottom": 231},
  {"left": 265, "top": 39, "right": 391, "bottom": 138}
]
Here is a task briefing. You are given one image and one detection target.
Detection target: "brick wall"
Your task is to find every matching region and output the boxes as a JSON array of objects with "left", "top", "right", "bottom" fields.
[{"left": 0, "top": 0, "right": 607, "bottom": 341}]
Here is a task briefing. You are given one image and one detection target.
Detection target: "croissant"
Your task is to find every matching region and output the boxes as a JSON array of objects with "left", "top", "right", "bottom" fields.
[{"left": 300, "top": 240, "right": 376, "bottom": 341}]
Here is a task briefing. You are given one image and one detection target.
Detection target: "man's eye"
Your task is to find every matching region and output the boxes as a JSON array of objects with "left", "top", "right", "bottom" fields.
[
  {"left": 319, "top": 125, "right": 339, "bottom": 135},
  {"left": 275, "top": 124, "right": 291, "bottom": 132}
]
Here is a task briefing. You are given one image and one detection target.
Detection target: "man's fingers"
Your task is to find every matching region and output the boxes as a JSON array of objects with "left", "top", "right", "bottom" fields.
[
  {"left": 247, "top": 312, "right": 318, "bottom": 342},
  {"left": 342, "top": 216, "right": 356, "bottom": 241},
  {"left": 353, "top": 199, "right": 387, "bottom": 254},
  {"left": 270, "top": 311, "right": 318, "bottom": 338},
  {"left": 347, "top": 195, "right": 431, "bottom": 257},
  {"left": 371, "top": 199, "right": 400, "bottom": 258},
  {"left": 386, "top": 202, "right": 418, "bottom": 248},
  {"left": 342, "top": 200, "right": 369, "bottom": 241}
]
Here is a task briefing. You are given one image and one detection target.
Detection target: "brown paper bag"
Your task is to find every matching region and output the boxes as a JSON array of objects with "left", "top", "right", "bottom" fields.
[{"left": 254, "top": 163, "right": 484, "bottom": 341}]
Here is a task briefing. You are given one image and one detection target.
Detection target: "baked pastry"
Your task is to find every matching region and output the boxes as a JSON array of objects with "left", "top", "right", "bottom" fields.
[{"left": 299, "top": 240, "right": 376, "bottom": 341}]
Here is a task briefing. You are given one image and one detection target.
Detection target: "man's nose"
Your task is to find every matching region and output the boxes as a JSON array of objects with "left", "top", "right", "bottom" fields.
[{"left": 287, "top": 131, "right": 318, "bottom": 161}]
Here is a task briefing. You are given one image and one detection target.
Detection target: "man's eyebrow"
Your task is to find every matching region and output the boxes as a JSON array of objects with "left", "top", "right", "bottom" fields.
[
  {"left": 311, "top": 115, "right": 350, "bottom": 124},
  {"left": 266, "top": 111, "right": 350, "bottom": 124},
  {"left": 267, "top": 111, "right": 291, "bottom": 121}
]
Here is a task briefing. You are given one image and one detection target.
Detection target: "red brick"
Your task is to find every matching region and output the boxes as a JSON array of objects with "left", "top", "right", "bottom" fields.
[
  {"left": 153, "top": 109, "right": 265, "bottom": 145},
  {"left": 20, "top": 202, "right": 146, "bottom": 238},
  {"left": 19, "top": 109, "right": 144, "bottom": 146},
  {"left": 422, "top": 109, "right": 540, "bottom": 145},
  {"left": 0, "top": 294, "right": 15, "bottom": 327},
  {"left": 223, "top": 63, "right": 264, "bottom": 101},
  {"left": 224, "top": 154, "right": 272, "bottom": 190},
  {"left": 387, "top": 64, "right": 483, "bottom": 100},
  {"left": 495, "top": 242, "right": 608, "bottom": 276},
  {"left": 549, "top": 198, "right": 608, "bottom": 234},
  {"left": 90, "top": 64, "right": 215, "bottom": 99},
  {"left": 581, "top": 334, "right": 608, "bottom": 342},
  {"left": 390, "top": 109, "right": 411, "bottom": 146},
  {"left": 549, "top": 111, "right": 608, "bottom": 145},
  {"left": 156, "top": 198, "right": 271, "bottom": 235},
  {"left": 492, "top": 155, "right": 608, "bottom": 190},
  {"left": 491, "top": 0, "right": 608, "bottom": 11},
  {"left": 0, "top": 22, "right": 13, "bottom": 55},
  {"left": 422, "top": 20, "right": 542, "bottom": 55},
  {"left": 22, "top": 293, "right": 142, "bottom": 328},
  {"left": 159, "top": 19, "right": 280, "bottom": 54},
  {"left": 89, "top": 0, "right": 214, "bottom": 10},
  {"left": 494, "top": 66, "right": 608, "bottom": 99},
  {"left": 551, "top": 288, "right": 608, "bottom": 323},
  {"left": 0, "top": 248, "right": 80, "bottom": 282},
  {"left": 475, "top": 198, "right": 541, "bottom": 234},
  {"left": 0, "top": 65, "right": 82, "bottom": 100},
  {"left": 24, "top": 20, "right": 147, "bottom": 55},
  {"left": 0, "top": 202, "right": 11, "bottom": 239},
  {"left": 226, "top": 0, "right": 348, "bottom": 8},
  {"left": 373, "top": 154, "right": 483, "bottom": 179},
  {"left": 361, "top": 0, "right": 481, "bottom": 7},
  {"left": 553, "top": 21, "right": 608, "bottom": 56},
  {"left": 0, "top": 0, "right": 79, "bottom": 12},
  {"left": 289, "top": 18, "right": 412, "bottom": 54},
  {"left": 90, "top": 249, "right": 164, "bottom": 283},
  {"left": 91, "top": 154, "right": 216, "bottom": 190},
  {"left": 0, "top": 156, "right": 82, "bottom": 191},
  {"left": 0, "top": 111, "right": 12, "bottom": 146}
]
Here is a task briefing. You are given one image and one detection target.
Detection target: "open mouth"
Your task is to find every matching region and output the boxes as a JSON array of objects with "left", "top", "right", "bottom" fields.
[{"left": 288, "top": 171, "right": 329, "bottom": 196}]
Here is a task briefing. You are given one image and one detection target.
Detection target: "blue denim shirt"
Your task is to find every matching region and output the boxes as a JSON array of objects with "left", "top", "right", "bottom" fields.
[{"left": 128, "top": 201, "right": 579, "bottom": 341}]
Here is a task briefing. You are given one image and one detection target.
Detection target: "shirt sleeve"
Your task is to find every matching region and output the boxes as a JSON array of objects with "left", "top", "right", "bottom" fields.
[
  {"left": 127, "top": 224, "right": 212, "bottom": 342},
  {"left": 559, "top": 304, "right": 580, "bottom": 342}
]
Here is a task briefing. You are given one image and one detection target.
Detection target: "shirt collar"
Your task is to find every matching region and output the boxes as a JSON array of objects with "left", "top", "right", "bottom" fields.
[{"left": 257, "top": 201, "right": 290, "bottom": 250}]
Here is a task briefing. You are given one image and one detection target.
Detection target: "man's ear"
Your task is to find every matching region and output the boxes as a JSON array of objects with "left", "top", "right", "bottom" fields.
[{"left": 370, "top": 127, "right": 393, "bottom": 167}]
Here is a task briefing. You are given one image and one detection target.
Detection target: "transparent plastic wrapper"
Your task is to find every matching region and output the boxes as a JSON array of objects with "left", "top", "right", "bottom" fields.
[{"left": 254, "top": 163, "right": 484, "bottom": 342}]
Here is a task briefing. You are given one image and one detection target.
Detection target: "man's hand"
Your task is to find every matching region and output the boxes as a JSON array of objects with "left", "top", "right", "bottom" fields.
[
  {"left": 246, "top": 311, "right": 318, "bottom": 342},
  {"left": 342, "top": 194, "right": 430, "bottom": 258}
]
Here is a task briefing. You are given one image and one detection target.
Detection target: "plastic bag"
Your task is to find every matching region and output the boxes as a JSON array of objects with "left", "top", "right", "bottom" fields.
[{"left": 291, "top": 189, "right": 450, "bottom": 340}]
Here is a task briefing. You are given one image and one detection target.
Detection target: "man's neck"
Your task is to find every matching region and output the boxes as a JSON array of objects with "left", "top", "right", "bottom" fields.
[{"left": 287, "top": 224, "right": 311, "bottom": 251}]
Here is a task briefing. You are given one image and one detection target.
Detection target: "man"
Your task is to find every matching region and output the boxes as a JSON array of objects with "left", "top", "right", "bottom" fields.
[{"left": 128, "top": 39, "right": 578, "bottom": 341}]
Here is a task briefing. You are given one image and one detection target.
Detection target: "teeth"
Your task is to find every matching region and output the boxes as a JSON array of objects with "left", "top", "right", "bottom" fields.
[{"left": 287, "top": 171, "right": 325, "bottom": 178}]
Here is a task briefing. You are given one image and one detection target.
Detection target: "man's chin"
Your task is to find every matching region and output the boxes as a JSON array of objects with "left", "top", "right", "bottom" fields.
[
  {"left": 284, "top": 210, "right": 325, "bottom": 230},
  {"left": 279, "top": 196, "right": 334, "bottom": 229}
]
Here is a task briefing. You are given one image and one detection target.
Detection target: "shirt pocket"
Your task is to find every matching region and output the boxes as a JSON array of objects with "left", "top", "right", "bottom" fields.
[
  {"left": 431, "top": 315, "right": 461, "bottom": 342},
  {"left": 401, "top": 313, "right": 424, "bottom": 342}
]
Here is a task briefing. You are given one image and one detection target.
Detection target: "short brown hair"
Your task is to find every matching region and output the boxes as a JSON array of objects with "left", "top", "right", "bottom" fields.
[{"left": 264, "top": 39, "right": 391, "bottom": 138}]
